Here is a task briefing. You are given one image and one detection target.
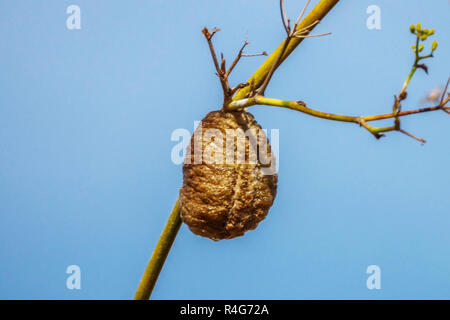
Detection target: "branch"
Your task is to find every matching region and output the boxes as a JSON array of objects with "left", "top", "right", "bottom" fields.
[
  {"left": 234, "top": 0, "right": 339, "bottom": 100},
  {"left": 227, "top": 22, "right": 448, "bottom": 144},
  {"left": 134, "top": 199, "right": 181, "bottom": 300},
  {"left": 201, "top": 27, "right": 231, "bottom": 106},
  {"left": 133, "top": 0, "right": 341, "bottom": 300},
  {"left": 226, "top": 41, "right": 267, "bottom": 78},
  {"left": 280, "top": 0, "right": 290, "bottom": 35},
  {"left": 257, "top": 36, "right": 293, "bottom": 96},
  {"left": 202, "top": 28, "right": 267, "bottom": 107},
  {"left": 226, "top": 94, "right": 449, "bottom": 142},
  {"left": 257, "top": 0, "right": 330, "bottom": 96}
]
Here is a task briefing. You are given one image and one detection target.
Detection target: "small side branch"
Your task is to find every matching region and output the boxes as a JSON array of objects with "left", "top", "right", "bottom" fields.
[
  {"left": 257, "top": 37, "right": 292, "bottom": 96},
  {"left": 202, "top": 27, "right": 267, "bottom": 108},
  {"left": 358, "top": 118, "right": 392, "bottom": 140},
  {"left": 226, "top": 92, "right": 449, "bottom": 143},
  {"left": 135, "top": 0, "right": 342, "bottom": 301},
  {"left": 256, "top": 0, "right": 330, "bottom": 96},
  {"left": 202, "top": 27, "right": 229, "bottom": 104},
  {"left": 134, "top": 200, "right": 182, "bottom": 300}
]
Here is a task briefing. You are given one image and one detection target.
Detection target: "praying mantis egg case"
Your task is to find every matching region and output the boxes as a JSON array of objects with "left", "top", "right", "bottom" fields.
[{"left": 179, "top": 110, "right": 278, "bottom": 240}]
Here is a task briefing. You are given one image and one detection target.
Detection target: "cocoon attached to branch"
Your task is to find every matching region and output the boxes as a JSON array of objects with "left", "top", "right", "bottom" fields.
[{"left": 179, "top": 110, "right": 278, "bottom": 240}]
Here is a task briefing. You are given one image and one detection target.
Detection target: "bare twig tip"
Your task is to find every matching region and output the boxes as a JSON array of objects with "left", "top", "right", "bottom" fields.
[{"left": 399, "top": 129, "right": 427, "bottom": 144}]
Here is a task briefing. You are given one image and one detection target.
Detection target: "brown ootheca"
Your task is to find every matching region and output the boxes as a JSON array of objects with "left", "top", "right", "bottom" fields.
[{"left": 179, "top": 110, "right": 277, "bottom": 240}]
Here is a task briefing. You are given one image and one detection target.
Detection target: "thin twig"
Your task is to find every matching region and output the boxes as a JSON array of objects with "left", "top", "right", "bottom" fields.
[
  {"left": 202, "top": 27, "right": 221, "bottom": 73},
  {"left": 231, "top": 82, "right": 250, "bottom": 95},
  {"left": 440, "top": 77, "right": 450, "bottom": 106},
  {"left": 294, "top": 0, "right": 311, "bottom": 27},
  {"left": 202, "top": 27, "right": 230, "bottom": 104},
  {"left": 358, "top": 118, "right": 386, "bottom": 139},
  {"left": 242, "top": 52, "right": 268, "bottom": 57},
  {"left": 295, "top": 32, "right": 331, "bottom": 38},
  {"left": 280, "top": 0, "right": 290, "bottom": 35},
  {"left": 399, "top": 129, "right": 426, "bottom": 144},
  {"left": 257, "top": 37, "right": 292, "bottom": 96},
  {"left": 235, "top": 1, "right": 339, "bottom": 100},
  {"left": 225, "top": 40, "right": 249, "bottom": 78}
]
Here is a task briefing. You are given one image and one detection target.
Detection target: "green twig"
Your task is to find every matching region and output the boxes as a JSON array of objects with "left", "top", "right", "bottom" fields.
[{"left": 226, "top": 94, "right": 449, "bottom": 140}]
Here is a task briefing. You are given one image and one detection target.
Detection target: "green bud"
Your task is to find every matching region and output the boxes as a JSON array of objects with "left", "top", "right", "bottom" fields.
[
  {"left": 423, "top": 28, "right": 429, "bottom": 35},
  {"left": 416, "top": 23, "right": 422, "bottom": 31},
  {"left": 432, "top": 40, "right": 438, "bottom": 51},
  {"left": 419, "top": 44, "right": 424, "bottom": 52},
  {"left": 429, "top": 29, "right": 435, "bottom": 35},
  {"left": 420, "top": 34, "right": 428, "bottom": 41},
  {"left": 409, "top": 24, "right": 416, "bottom": 33},
  {"left": 411, "top": 45, "right": 417, "bottom": 51}
]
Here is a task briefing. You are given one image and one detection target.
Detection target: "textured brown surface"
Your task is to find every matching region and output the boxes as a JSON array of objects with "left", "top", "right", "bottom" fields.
[{"left": 179, "top": 110, "right": 277, "bottom": 240}]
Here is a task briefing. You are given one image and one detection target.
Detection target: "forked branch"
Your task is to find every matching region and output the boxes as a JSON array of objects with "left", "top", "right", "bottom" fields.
[
  {"left": 202, "top": 27, "right": 267, "bottom": 108},
  {"left": 202, "top": 0, "right": 333, "bottom": 106}
]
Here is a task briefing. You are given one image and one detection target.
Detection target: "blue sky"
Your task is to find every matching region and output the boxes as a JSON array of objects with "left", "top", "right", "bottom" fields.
[{"left": 0, "top": 0, "right": 449, "bottom": 299}]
